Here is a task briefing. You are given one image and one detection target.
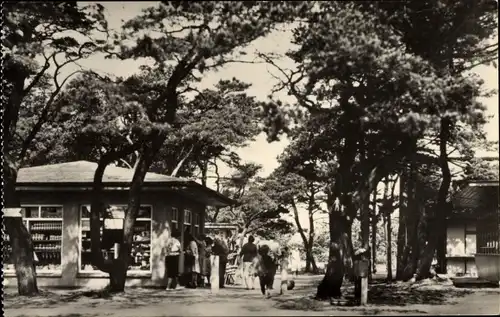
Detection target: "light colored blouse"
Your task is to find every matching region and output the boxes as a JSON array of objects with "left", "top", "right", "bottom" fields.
[{"left": 166, "top": 237, "right": 181, "bottom": 256}]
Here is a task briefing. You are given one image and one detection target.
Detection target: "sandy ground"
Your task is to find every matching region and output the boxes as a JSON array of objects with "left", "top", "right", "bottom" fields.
[{"left": 4, "top": 275, "right": 500, "bottom": 316}]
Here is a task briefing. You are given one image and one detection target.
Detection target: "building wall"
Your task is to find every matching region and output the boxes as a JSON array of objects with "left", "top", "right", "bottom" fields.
[
  {"left": 446, "top": 221, "right": 477, "bottom": 276},
  {"left": 475, "top": 254, "right": 500, "bottom": 283},
  {"left": 5, "top": 189, "right": 206, "bottom": 288}
]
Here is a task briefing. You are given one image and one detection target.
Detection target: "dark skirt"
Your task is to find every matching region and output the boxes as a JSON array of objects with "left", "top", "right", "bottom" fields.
[{"left": 166, "top": 255, "right": 179, "bottom": 278}]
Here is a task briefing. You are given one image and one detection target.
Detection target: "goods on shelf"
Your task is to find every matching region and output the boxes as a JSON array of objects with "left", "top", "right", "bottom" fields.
[
  {"left": 31, "top": 233, "right": 62, "bottom": 241},
  {"left": 31, "top": 222, "right": 62, "bottom": 231},
  {"left": 80, "top": 222, "right": 152, "bottom": 272}
]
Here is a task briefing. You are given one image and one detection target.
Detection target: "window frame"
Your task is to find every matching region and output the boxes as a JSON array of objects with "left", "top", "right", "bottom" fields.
[
  {"left": 194, "top": 213, "right": 200, "bottom": 235},
  {"left": 4, "top": 205, "right": 64, "bottom": 274},
  {"left": 78, "top": 204, "right": 153, "bottom": 274},
  {"left": 171, "top": 207, "right": 179, "bottom": 230}
]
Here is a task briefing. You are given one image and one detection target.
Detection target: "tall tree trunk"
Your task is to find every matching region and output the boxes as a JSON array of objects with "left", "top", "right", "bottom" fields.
[
  {"left": 415, "top": 119, "right": 452, "bottom": 280},
  {"left": 371, "top": 189, "right": 378, "bottom": 275},
  {"left": 360, "top": 186, "right": 371, "bottom": 281},
  {"left": 114, "top": 141, "right": 163, "bottom": 292},
  {"left": 292, "top": 199, "right": 313, "bottom": 272},
  {"left": 401, "top": 160, "right": 421, "bottom": 281},
  {"left": 306, "top": 246, "right": 319, "bottom": 274},
  {"left": 308, "top": 208, "right": 319, "bottom": 274},
  {"left": 3, "top": 163, "right": 39, "bottom": 296},
  {"left": 386, "top": 212, "right": 393, "bottom": 281},
  {"left": 316, "top": 192, "right": 354, "bottom": 300},
  {"left": 90, "top": 144, "right": 146, "bottom": 292},
  {"left": 396, "top": 169, "right": 408, "bottom": 280},
  {"left": 3, "top": 66, "right": 38, "bottom": 296},
  {"left": 382, "top": 177, "right": 393, "bottom": 281}
]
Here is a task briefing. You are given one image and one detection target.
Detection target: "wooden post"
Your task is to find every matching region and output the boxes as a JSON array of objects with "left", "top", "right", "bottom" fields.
[
  {"left": 354, "top": 258, "right": 369, "bottom": 306},
  {"left": 210, "top": 255, "right": 220, "bottom": 293},
  {"left": 114, "top": 243, "right": 120, "bottom": 259},
  {"left": 360, "top": 276, "right": 368, "bottom": 306}
]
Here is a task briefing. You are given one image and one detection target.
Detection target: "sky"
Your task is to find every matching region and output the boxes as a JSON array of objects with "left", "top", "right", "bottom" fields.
[
  {"left": 63, "top": 2, "right": 498, "bottom": 238},
  {"left": 71, "top": 2, "right": 499, "bottom": 176}
]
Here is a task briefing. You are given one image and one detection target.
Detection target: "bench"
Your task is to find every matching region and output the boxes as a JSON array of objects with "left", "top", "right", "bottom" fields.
[{"left": 225, "top": 265, "right": 239, "bottom": 285}]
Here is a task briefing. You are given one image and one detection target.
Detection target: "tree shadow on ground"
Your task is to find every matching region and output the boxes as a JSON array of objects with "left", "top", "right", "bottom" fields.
[
  {"left": 271, "top": 280, "right": 473, "bottom": 313},
  {"left": 4, "top": 285, "right": 274, "bottom": 310},
  {"left": 366, "top": 283, "right": 472, "bottom": 306}
]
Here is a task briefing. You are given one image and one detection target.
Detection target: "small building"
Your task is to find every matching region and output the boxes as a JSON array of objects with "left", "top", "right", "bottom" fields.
[
  {"left": 3, "top": 161, "right": 232, "bottom": 288},
  {"left": 445, "top": 206, "right": 478, "bottom": 277},
  {"left": 448, "top": 180, "right": 499, "bottom": 283},
  {"left": 204, "top": 222, "right": 239, "bottom": 250},
  {"left": 204, "top": 222, "right": 238, "bottom": 239}
]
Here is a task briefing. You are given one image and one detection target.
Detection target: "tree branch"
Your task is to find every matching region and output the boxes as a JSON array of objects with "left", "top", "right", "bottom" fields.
[
  {"left": 170, "top": 144, "right": 195, "bottom": 177},
  {"left": 17, "top": 69, "right": 85, "bottom": 163}
]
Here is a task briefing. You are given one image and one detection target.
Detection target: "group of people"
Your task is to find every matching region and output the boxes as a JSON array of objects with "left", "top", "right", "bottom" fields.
[
  {"left": 164, "top": 229, "right": 301, "bottom": 297},
  {"left": 237, "top": 236, "right": 299, "bottom": 297},
  {"left": 164, "top": 229, "right": 230, "bottom": 290}
]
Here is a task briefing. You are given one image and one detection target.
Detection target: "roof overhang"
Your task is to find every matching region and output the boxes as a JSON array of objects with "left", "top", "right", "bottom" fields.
[
  {"left": 16, "top": 181, "right": 235, "bottom": 208},
  {"left": 451, "top": 180, "right": 499, "bottom": 209}
]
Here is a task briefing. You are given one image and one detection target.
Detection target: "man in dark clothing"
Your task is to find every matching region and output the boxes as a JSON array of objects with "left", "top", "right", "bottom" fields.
[
  {"left": 240, "top": 235, "right": 258, "bottom": 289},
  {"left": 212, "top": 232, "right": 229, "bottom": 288},
  {"left": 254, "top": 244, "right": 278, "bottom": 298}
]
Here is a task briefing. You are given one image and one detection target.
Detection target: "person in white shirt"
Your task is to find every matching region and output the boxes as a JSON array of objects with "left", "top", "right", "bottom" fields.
[
  {"left": 290, "top": 249, "right": 301, "bottom": 276},
  {"left": 165, "top": 229, "right": 181, "bottom": 290}
]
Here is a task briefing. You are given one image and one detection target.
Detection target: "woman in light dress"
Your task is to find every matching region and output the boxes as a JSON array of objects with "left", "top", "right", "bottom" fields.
[
  {"left": 184, "top": 232, "right": 200, "bottom": 288},
  {"left": 290, "top": 248, "right": 301, "bottom": 276}
]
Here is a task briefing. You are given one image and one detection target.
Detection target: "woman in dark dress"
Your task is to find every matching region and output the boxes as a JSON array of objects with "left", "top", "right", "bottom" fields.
[
  {"left": 204, "top": 236, "right": 214, "bottom": 286},
  {"left": 195, "top": 234, "right": 207, "bottom": 287},
  {"left": 165, "top": 229, "right": 181, "bottom": 290},
  {"left": 184, "top": 231, "right": 200, "bottom": 288}
]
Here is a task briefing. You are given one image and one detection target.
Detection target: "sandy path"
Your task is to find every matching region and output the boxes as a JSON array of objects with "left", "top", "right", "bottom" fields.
[{"left": 5, "top": 275, "right": 500, "bottom": 316}]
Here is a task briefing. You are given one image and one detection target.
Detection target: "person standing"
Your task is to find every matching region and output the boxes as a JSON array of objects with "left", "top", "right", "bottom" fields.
[
  {"left": 165, "top": 229, "right": 181, "bottom": 290},
  {"left": 290, "top": 248, "right": 301, "bottom": 276},
  {"left": 212, "top": 231, "right": 229, "bottom": 288},
  {"left": 184, "top": 232, "right": 200, "bottom": 288},
  {"left": 240, "top": 235, "right": 258, "bottom": 290},
  {"left": 196, "top": 234, "right": 209, "bottom": 288},
  {"left": 203, "top": 236, "right": 214, "bottom": 287},
  {"left": 254, "top": 244, "right": 278, "bottom": 298}
]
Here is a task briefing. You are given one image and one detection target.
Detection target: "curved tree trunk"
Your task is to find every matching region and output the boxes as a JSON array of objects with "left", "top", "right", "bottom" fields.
[
  {"left": 3, "top": 66, "right": 38, "bottom": 296},
  {"left": 316, "top": 204, "right": 353, "bottom": 300},
  {"left": 3, "top": 160, "right": 39, "bottom": 296},
  {"left": 307, "top": 210, "right": 319, "bottom": 274},
  {"left": 305, "top": 247, "right": 319, "bottom": 274},
  {"left": 90, "top": 144, "right": 146, "bottom": 292},
  {"left": 415, "top": 118, "right": 451, "bottom": 280},
  {"left": 292, "top": 199, "right": 315, "bottom": 273},
  {"left": 113, "top": 140, "right": 164, "bottom": 292}
]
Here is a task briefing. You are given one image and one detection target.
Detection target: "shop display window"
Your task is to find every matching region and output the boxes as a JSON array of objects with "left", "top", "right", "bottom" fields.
[
  {"left": 79, "top": 205, "right": 152, "bottom": 272},
  {"left": 3, "top": 206, "right": 63, "bottom": 272}
]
